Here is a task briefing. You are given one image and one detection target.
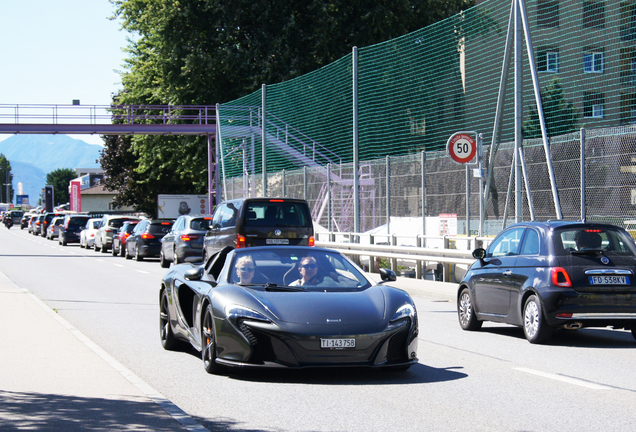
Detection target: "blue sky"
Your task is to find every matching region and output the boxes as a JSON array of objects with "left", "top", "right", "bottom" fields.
[{"left": 0, "top": 1, "right": 130, "bottom": 145}]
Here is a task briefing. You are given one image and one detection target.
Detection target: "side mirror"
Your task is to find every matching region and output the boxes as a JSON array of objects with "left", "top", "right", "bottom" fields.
[
  {"left": 378, "top": 268, "right": 397, "bottom": 284},
  {"left": 472, "top": 248, "right": 486, "bottom": 259},
  {"left": 472, "top": 248, "right": 489, "bottom": 265},
  {"left": 184, "top": 267, "right": 205, "bottom": 281}
]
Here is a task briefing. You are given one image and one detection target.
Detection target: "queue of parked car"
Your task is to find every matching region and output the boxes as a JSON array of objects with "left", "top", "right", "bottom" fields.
[{"left": 13, "top": 197, "right": 317, "bottom": 271}]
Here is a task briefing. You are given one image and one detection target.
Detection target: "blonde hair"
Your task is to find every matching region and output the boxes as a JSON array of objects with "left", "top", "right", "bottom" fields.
[{"left": 236, "top": 255, "right": 255, "bottom": 267}]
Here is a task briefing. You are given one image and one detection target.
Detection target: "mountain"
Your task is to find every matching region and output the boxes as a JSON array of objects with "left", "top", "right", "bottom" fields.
[{"left": 0, "top": 135, "right": 103, "bottom": 205}]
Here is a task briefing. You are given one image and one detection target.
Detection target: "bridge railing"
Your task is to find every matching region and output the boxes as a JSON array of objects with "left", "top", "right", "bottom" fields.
[{"left": 0, "top": 104, "right": 216, "bottom": 125}]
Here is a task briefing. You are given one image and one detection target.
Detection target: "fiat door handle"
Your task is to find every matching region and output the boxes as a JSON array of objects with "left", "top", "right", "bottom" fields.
[{"left": 502, "top": 270, "right": 513, "bottom": 277}]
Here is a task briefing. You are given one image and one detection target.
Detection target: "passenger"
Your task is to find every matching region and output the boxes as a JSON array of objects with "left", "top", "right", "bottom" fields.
[{"left": 235, "top": 255, "right": 256, "bottom": 284}]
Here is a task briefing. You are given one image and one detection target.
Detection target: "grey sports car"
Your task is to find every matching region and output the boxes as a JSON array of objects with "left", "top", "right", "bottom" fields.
[{"left": 160, "top": 246, "right": 419, "bottom": 374}]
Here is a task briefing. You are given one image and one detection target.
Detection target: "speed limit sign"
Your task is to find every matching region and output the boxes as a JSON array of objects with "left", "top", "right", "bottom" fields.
[{"left": 447, "top": 133, "right": 477, "bottom": 164}]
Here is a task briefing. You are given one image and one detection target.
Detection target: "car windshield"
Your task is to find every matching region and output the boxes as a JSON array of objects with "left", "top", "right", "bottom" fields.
[
  {"left": 554, "top": 227, "right": 636, "bottom": 256},
  {"left": 243, "top": 202, "right": 312, "bottom": 228},
  {"left": 228, "top": 248, "right": 371, "bottom": 290}
]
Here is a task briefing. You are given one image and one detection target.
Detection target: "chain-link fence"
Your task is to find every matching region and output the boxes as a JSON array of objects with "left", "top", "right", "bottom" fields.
[
  {"left": 217, "top": 0, "right": 636, "bottom": 235},
  {"left": 223, "top": 126, "right": 636, "bottom": 236}
]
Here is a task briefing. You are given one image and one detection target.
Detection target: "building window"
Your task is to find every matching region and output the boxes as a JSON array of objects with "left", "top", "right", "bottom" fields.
[
  {"left": 620, "top": 48, "right": 636, "bottom": 85},
  {"left": 538, "top": 49, "right": 559, "bottom": 72},
  {"left": 538, "top": 0, "right": 560, "bottom": 28},
  {"left": 620, "top": 93, "right": 636, "bottom": 124},
  {"left": 584, "top": 92, "right": 605, "bottom": 118},
  {"left": 584, "top": 51, "right": 604, "bottom": 73},
  {"left": 583, "top": 1, "right": 605, "bottom": 29},
  {"left": 621, "top": 2, "right": 636, "bottom": 41}
]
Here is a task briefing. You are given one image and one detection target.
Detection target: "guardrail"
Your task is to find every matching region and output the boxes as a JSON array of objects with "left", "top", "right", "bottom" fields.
[{"left": 315, "top": 232, "right": 495, "bottom": 283}]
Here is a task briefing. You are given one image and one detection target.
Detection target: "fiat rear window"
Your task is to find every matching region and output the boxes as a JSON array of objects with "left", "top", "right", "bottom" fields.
[{"left": 554, "top": 228, "right": 636, "bottom": 256}]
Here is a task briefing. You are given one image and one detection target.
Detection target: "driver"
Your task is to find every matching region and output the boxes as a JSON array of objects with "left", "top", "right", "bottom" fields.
[
  {"left": 575, "top": 230, "right": 602, "bottom": 250},
  {"left": 290, "top": 256, "right": 321, "bottom": 286}
]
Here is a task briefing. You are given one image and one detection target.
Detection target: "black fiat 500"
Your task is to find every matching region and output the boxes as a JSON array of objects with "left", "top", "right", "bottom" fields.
[{"left": 458, "top": 221, "right": 636, "bottom": 344}]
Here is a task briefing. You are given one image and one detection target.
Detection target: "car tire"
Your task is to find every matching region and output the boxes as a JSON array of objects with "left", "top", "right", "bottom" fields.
[
  {"left": 112, "top": 243, "right": 118, "bottom": 256},
  {"left": 120, "top": 244, "right": 126, "bottom": 257},
  {"left": 160, "top": 290, "right": 180, "bottom": 350},
  {"left": 101, "top": 243, "right": 108, "bottom": 253},
  {"left": 173, "top": 248, "right": 180, "bottom": 265},
  {"left": 94, "top": 240, "right": 100, "bottom": 252},
  {"left": 458, "top": 287, "right": 483, "bottom": 331},
  {"left": 160, "top": 249, "right": 170, "bottom": 268},
  {"left": 125, "top": 245, "right": 132, "bottom": 260},
  {"left": 523, "top": 295, "right": 553, "bottom": 344},
  {"left": 135, "top": 246, "right": 143, "bottom": 261},
  {"left": 202, "top": 304, "right": 222, "bottom": 374}
]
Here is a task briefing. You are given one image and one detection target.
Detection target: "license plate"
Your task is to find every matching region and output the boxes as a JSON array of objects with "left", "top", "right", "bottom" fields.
[
  {"left": 589, "top": 276, "right": 630, "bottom": 285},
  {"left": 320, "top": 338, "right": 355, "bottom": 349},
  {"left": 266, "top": 239, "right": 289, "bottom": 245}
]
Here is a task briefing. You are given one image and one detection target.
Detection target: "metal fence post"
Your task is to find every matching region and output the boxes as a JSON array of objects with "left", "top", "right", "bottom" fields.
[
  {"left": 421, "top": 151, "right": 426, "bottom": 249},
  {"left": 386, "top": 156, "right": 390, "bottom": 236},
  {"left": 327, "top": 163, "right": 332, "bottom": 235},
  {"left": 262, "top": 84, "right": 267, "bottom": 197},
  {"left": 282, "top": 169, "right": 286, "bottom": 197},
  {"left": 303, "top": 166, "right": 307, "bottom": 201},
  {"left": 581, "top": 127, "right": 586, "bottom": 222}
]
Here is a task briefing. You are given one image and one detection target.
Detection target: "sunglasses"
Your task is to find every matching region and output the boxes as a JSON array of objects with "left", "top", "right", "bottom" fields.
[
  {"left": 300, "top": 263, "right": 317, "bottom": 270},
  {"left": 238, "top": 267, "right": 255, "bottom": 272}
]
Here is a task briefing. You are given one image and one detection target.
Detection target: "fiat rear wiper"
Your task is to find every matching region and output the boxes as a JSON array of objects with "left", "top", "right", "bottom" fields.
[{"left": 264, "top": 283, "right": 306, "bottom": 292}]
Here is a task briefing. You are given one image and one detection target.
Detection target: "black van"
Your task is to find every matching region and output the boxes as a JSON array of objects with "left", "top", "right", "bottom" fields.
[{"left": 202, "top": 198, "right": 314, "bottom": 261}]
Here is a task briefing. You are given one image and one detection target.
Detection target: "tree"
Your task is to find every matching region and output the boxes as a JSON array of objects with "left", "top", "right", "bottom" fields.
[
  {"left": 523, "top": 78, "right": 580, "bottom": 139},
  {"left": 45, "top": 168, "right": 77, "bottom": 206},
  {"left": 0, "top": 154, "right": 13, "bottom": 204},
  {"left": 103, "top": 0, "right": 474, "bottom": 205}
]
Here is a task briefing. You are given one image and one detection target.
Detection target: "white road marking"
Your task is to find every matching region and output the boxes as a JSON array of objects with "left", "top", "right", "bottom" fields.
[
  {"left": 514, "top": 367, "right": 612, "bottom": 390},
  {"left": 137, "top": 270, "right": 149, "bottom": 274}
]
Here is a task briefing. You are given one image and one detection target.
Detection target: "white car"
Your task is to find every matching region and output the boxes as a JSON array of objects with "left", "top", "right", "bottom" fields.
[{"left": 80, "top": 218, "right": 102, "bottom": 249}]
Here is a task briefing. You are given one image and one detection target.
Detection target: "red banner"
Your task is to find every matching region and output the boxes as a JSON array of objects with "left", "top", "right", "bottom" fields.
[{"left": 70, "top": 181, "right": 81, "bottom": 212}]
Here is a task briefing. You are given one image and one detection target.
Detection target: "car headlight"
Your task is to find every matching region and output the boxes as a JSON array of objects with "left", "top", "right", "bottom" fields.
[
  {"left": 390, "top": 304, "right": 416, "bottom": 323},
  {"left": 225, "top": 305, "right": 271, "bottom": 325}
]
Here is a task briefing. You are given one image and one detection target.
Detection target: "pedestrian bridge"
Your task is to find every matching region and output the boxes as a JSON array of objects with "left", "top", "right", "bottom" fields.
[{"left": 0, "top": 104, "right": 217, "bottom": 136}]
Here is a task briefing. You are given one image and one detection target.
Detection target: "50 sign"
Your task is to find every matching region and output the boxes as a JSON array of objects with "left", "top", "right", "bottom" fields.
[{"left": 447, "top": 133, "right": 477, "bottom": 164}]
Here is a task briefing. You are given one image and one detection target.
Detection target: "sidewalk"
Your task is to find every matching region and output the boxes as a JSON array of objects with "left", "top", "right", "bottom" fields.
[{"left": 0, "top": 272, "right": 200, "bottom": 431}]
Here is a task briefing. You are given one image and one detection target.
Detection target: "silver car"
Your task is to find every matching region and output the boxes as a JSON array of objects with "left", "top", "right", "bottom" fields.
[
  {"left": 46, "top": 216, "right": 64, "bottom": 240},
  {"left": 80, "top": 218, "right": 102, "bottom": 249},
  {"left": 160, "top": 215, "right": 212, "bottom": 267},
  {"left": 93, "top": 215, "right": 141, "bottom": 253}
]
